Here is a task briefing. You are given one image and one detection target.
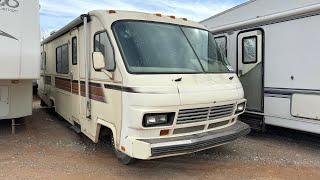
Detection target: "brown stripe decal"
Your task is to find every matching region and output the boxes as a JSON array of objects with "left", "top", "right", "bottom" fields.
[
  {"left": 80, "top": 82, "right": 106, "bottom": 103},
  {"left": 72, "top": 81, "right": 79, "bottom": 94},
  {"left": 54, "top": 77, "right": 107, "bottom": 103},
  {"left": 45, "top": 76, "right": 52, "bottom": 85},
  {"left": 55, "top": 77, "right": 71, "bottom": 92},
  {"left": 104, "top": 84, "right": 137, "bottom": 93}
]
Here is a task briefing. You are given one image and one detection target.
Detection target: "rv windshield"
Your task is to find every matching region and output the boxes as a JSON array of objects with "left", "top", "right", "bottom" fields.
[{"left": 113, "top": 21, "right": 230, "bottom": 74}]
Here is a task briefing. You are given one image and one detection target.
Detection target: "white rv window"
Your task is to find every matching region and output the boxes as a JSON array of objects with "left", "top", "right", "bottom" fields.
[
  {"left": 41, "top": 52, "right": 46, "bottom": 70},
  {"left": 72, "top": 37, "right": 77, "bottom": 65},
  {"left": 242, "top": 36, "right": 257, "bottom": 64},
  {"left": 56, "top": 44, "right": 69, "bottom": 74},
  {"left": 94, "top": 32, "right": 115, "bottom": 71},
  {"left": 215, "top": 36, "right": 227, "bottom": 58}
]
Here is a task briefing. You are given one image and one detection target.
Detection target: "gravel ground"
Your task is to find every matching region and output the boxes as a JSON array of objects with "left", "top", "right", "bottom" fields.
[{"left": 0, "top": 96, "right": 319, "bottom": 180}]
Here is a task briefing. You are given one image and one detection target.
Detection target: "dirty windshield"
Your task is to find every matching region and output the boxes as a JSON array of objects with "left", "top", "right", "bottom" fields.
[{"left": 113, "top": 21, "right": 230, "bottom": 74}]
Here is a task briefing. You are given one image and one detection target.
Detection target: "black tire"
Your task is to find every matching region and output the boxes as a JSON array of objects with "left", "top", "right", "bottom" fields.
[
  {"left": 33, "top": 85, "right": 38, "bottom": 95},
  {"left": 110, "top": 135, "right": 136, "bottom": 165},
  {"left": 40, "top": 99, "right": 47, "bottom": 107}
]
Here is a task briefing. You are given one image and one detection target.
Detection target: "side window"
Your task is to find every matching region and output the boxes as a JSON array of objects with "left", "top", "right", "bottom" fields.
[
  {"left": 72, "top": 37, "right": 77, "bottom": 65},
  {"left": 242, "top": 36, "right": 257, "bottom": 64},
  {"left": 94, "top": 32, "right": 115, "bottom": 71},
  {"left": 41, "top": 52, "right": 46, "bottom": 70},
  {"left": 215, "top": 36, "right": 227, "bottom": 58},
  {"left": 56, "top": 44, "right": 69, "bottom": 74}
]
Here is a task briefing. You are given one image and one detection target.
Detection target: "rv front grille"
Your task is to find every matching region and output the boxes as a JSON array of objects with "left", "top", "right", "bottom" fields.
[
  {"left": 177, "top": 104, "right": 236, "bottom": 124},
  {"left": 208, "top": 120, "right": 230, "bottom": 129},
  {"left": 173, "top": 125, "right": 205, "bottom": 135}
]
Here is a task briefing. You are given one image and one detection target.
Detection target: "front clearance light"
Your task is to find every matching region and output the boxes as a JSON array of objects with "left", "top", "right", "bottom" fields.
[
  {"left": 143, "top": 113, "right": 174, "bottom": 127},
  {"left": 235, "top": 102, "right": 246, "bottom": 114}
]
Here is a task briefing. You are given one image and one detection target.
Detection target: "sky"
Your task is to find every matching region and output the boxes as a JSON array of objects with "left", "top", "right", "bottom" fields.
[{"left": 40, "top": 0, "right": 246, "bottom": 37}]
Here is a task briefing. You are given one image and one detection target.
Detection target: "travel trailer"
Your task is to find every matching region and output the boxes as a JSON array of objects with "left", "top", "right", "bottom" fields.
[
  {"left": 201, "top": 0, "right": 320, "bottom": 134},
  {"left": 0, "top": 0, "right": 40, "bottom": 133},
  {"left": 39, "top": 10, "right": 250, "bottom": 164}
]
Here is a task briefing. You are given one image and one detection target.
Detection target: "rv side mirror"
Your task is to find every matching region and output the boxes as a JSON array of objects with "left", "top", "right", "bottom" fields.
[{"left": 92, "top": 52, "right": 105, "bottom": 71}]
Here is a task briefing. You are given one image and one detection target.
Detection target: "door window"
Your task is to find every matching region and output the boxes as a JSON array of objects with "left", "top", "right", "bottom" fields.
[{"left": 242, "top": 36, "right": 257, "bottom": 64}]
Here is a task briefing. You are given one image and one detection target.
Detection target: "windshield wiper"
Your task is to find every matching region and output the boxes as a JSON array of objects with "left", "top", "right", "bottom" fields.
[
  {"left": 174, "top": 77, "right": 182, "bottom": 82},
  {"left": 201, "top": 57, "right": 228, "bottom": 66}
]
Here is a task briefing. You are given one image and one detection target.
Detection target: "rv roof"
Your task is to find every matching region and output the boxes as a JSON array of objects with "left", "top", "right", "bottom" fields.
[
  {"left": 201, "top": 1, "right": 320, "bottom": 33},
  {"left": 42, "top": 10, "right": 206, "bottom": 45},
  {"left": 200, "top": 0, "right": 256, "bottom": 23}
]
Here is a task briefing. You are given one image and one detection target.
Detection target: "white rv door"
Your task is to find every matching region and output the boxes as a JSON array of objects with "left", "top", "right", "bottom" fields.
[
  {"left": 70, "top": 32, "right": 81, "bottom": 124},
  {"left": 237, "top": 29, "right": 264, "bottom": 112}
]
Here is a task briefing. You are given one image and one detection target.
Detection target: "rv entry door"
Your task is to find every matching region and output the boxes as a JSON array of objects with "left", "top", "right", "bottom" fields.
[
  {"left": 70, "top": 33, "right": 81, "bottom": 124},
  {"left": 237, "top": 29, "right": 264, "bottom": 112}
]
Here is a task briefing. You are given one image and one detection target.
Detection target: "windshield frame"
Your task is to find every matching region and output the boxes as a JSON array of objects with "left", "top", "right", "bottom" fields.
[{"left": 111, "top": 20, "right": 233, "bottom": 75}]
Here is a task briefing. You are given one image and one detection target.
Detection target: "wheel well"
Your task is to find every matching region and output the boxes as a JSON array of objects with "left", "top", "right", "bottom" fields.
[
  {"left": 50, "top": 99, "right": 55, "bottom": 107},
  {"left": 99, "top": 125, "right": 113, "bottom": 143}
]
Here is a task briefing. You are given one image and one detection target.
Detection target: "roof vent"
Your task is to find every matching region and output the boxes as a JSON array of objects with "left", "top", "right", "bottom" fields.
[{"left": 108, "top": 10, "right": 116, "bottom": 14}]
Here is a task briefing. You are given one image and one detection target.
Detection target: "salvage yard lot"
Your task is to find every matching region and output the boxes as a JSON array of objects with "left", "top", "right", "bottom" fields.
[{"left": 0, "top": 96, "right": 320, "bottom": 180}]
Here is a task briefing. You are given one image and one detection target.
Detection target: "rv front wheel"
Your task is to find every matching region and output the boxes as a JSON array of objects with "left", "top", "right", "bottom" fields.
[
  {"left": 40, "top": 99, "right": 47, "bottom": 107},
  {"left": 111, "top": 135, "right": 136, "bottom": 165}
]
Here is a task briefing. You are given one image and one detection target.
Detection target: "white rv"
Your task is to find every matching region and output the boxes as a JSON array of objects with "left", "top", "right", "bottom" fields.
[
  {"left": 201, "top": 0, "right": 320, "bottom": 134},
  {"left": 39, "top": 10, "right": 250, "bottom": 164},
  {"left": 0, "top": 0, "right": 40, "bottom": 133}
]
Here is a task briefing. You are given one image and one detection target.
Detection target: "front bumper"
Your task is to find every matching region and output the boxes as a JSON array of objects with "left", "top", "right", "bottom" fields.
[{"left": 132, "top": 121, "right": 250, "bottom": 159}]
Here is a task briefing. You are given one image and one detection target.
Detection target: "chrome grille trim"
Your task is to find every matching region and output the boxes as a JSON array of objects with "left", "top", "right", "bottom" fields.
[{"left": 177, "top": 104, "right": 236, "bottom": 124}]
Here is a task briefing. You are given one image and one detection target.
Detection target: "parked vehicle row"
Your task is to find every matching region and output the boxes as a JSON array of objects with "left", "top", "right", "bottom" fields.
[{"left": 3, "top": 0, "right": 319, "bottom": 165}]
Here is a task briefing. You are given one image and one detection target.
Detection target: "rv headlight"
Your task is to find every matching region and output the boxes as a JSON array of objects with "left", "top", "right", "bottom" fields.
[
  {"left": 235, "top": 102, "right": 246, "bottom": 114},
  {"left": 143, "top": 113, "right": 174, "bottom": 127}
]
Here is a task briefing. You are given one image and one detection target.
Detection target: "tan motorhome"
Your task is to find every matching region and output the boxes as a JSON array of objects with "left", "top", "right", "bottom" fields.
[{"left": 39, "top": 10, "right": 250, "bottom": 164}]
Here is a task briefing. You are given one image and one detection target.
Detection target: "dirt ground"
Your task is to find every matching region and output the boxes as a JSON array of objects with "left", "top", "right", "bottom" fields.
[{"left": 0, "top": 96, "right": 320, "bottom": 180}]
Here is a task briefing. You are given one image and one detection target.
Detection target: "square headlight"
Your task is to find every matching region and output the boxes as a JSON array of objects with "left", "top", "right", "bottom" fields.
[
  {"left": 143, "top": 113, "right": 174, "bottom": 127},
  {"left": 235, "top": 102, "right": 246, "bottom": 114}
]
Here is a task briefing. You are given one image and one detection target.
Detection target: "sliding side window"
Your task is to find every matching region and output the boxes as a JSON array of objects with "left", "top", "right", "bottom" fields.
[
  {"left": 94, "top": 32, "right": 115, "bottom": 71},
  {"left": 72, "top": 37, "right": 77, "bottom": 65},
  {"left": 56, "top": 44, "right": 69, "bottom": 74}
]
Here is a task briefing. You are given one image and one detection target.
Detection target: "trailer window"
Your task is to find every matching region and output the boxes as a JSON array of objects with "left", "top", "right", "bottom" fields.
[
  {"left": 72, "top": 37, "right": 77, "bottom": 65},
  {"left": 242, "top": 36, "right": 257, "bottom": 64},
  {"left": 56, "top": 44, "right": 69, "bottom": 74},
  {"left": 94, "top": 32, "right": 115, "bottom": 71},
  {"left": 215, "top": 36, "right": 227, "bottom": 58}
]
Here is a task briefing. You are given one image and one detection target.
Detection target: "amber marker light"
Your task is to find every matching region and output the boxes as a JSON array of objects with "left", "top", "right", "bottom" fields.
[
  {"left": 11, "top": 80, "right": 19, "bottom": 84},
  {"left": 155, "top": 13, "right": 162, "bottom": 17},
  {"left": 121, "top": 146, "right": 126, "bottom": 152},
  {"left": 160, "top": 130, "right": 170, "bottom": 136},
  {"left": 108, "top": 10, "right": 116, "bottom": 14},
  {"left": 169, "top": 15, "right": 176, "bottom": 19},
  {"left": 182, "top": 18, "right": 188, "bottom": 21}
]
